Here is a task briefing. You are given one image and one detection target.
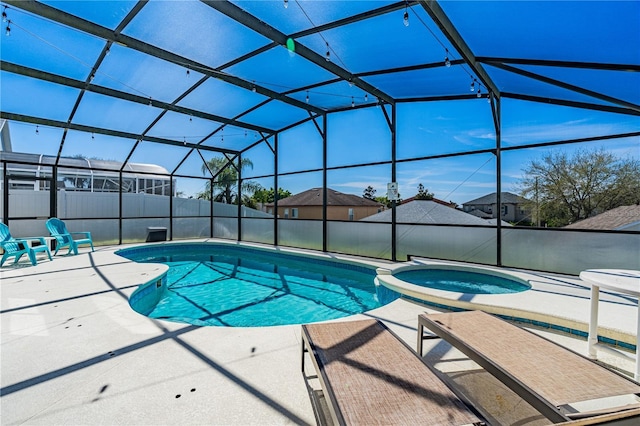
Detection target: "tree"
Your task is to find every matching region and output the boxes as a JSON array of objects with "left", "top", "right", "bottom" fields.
[
  {"left": 363, "top": 185, "right": 376, "bottom": 200},
  {"left": 415, "top": 183, "right": 434, "bottom": 200},
  {"left": 197, "top": 156, "right": 260, "bottom": 205},
  {"left": 375, "top": 194, "right": 402, "bottom": 208},
  {"left": 251, "top": 187, "right": 292, "bottom": 204},
  {"left": 518, "top": 147, "right": 640, "bottom": 227},
  {"left": 368, "top": 185, "right": 403, "bottom": 207}
]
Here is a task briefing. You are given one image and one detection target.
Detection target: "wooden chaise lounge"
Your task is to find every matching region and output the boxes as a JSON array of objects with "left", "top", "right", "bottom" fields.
[
  {"left": 301, "top": 318, "right": 485, "bottom": 425},
  {"left": 417, "top": 310, "right": 640, "bottom": 424}
]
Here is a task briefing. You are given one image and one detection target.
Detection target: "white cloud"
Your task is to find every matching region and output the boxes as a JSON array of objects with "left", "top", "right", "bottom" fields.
[{"left": 502, "top": 119, "right": 638, "bottom": 146}]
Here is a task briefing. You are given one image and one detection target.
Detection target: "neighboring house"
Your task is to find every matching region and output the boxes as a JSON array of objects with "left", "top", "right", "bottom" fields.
[
  {"left": 2, "top": 120, "right": 173, "bottom": 195},
  {"left": 467, "top": 209, "right": 493, "bottom": 219},
  {"left": 401, "top": 196, "right": 458, "bottom": 208},
  {"left": 265, "top": 188, "right": 384, "bottom": 221},
  {"left": 362, "top": 200, "right": 510, "bottom": 226},
  {"left": 462, "top": 192, "right": 531, "bottom": 224},
  {"left": 1, "top": 151, "right": 173, "bottom": 195},
  {"left": 564, "top": 205, "right": 640, "bottom": 231}
]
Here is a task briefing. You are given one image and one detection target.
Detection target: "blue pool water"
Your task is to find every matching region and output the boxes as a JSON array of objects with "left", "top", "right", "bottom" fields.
[
  {"left": 119, "top": 244, "right": 395, "bottom": 327},
  {"left": 394, "top": 269, "right": 530, "bottom": 294}
]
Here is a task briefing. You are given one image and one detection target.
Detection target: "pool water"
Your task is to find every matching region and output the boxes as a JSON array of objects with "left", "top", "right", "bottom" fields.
[
  {"left": 121, "top": 244, "right": 392, "bottom": 327},
  {"left": 394, "top": 269, "right": 530, "bottom": 294}
]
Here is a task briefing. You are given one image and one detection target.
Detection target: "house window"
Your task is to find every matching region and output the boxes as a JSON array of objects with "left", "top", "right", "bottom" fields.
[
  {"left": 284, "top": 208, "right": 289, "bottom": 219},
  {"left": 291, "top": 208, "right": 298, "bottom": 218},
  {"left": 501, "top": 205, "right": 508, "bottom": 216},
  {"left": 348, "top": 208, "right": 354, "bottom": 221}
]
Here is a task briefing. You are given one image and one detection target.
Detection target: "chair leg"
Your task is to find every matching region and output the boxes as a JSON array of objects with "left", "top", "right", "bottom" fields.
[
  {"left": 0, "top": 253, "right": 9, "bottom": 267},
  {"left": 71, "top": 243, "right": 78, "bottom": 255},
  {"left": 27, "top": 250, "right": 37, "bottom": 266}
]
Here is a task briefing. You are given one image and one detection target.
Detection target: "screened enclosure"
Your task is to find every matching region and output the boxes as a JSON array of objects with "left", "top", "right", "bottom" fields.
[{"left": 1, "top": 0, "right": 638, "bottom": 275}]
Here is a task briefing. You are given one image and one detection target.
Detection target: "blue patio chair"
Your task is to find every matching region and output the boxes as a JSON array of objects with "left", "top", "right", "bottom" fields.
[
  {"left": 46, "top": 218, "right": 94, "bottom": 255},
  {"left": 0, "top": 222, "right": 53, "bottom": 267}
]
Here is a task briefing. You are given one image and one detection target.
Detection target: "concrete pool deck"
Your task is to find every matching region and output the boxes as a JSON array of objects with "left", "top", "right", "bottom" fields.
[{"left": 1, "top": 240, "right": 637, "bottom": 425}]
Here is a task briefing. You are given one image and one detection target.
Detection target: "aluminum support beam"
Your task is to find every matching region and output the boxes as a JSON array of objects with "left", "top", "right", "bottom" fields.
[
  {"left": 0, "top": 112, "right": 239, "bottom": 155},
  {"left": 478, "top": 57, "right": 640, "bottom": 72},
  {"left": 419, "top": 0, "right": 500, "bottom": 98},
  {"left": 0, "top": 61, "right": 274, "bottom": 135},
  {"left": 201, "top": 0, "right": 395, "bottom": 106},
  {"left": 502, "top": 92, "right": 640, "bottom": 117},
  {"left": 488, "top": 62, "right": 640, "bottom": 114},
  {"left": 3, "top": 0, "right": 323, "bottom": 116}
]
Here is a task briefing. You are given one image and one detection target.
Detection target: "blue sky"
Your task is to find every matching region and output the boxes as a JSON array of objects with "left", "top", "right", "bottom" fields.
[
  {"left": 7, "top": 96, "right": 636, "bottom": 206},
  {"left": 1, "top": 0, "right": 639, "bottom": 205}
]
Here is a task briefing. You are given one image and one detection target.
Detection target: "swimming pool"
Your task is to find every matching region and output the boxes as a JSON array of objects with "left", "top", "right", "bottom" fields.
[
  {"left": 118, "top": 243, "right": 396, "bottom": 327},
  {"left": 375, "top": 263, "right": 531, "bottom": 305},
  {"left": 393, "top": 269, "right": 530, "bottom": 294}
]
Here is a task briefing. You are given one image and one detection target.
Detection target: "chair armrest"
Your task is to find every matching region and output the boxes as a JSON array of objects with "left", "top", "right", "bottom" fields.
[
  {"left": 22, "top": 236, "right": 47, "bottom": 243},
  {"left": 1, "top": 237, "right": 30, "bottom": 249},
  {"left": 69, "top": 232, "right": 92, "bottom": 239},
  {"left": 1, "top": 237, "right": 29, "bottom": 246},
  {"left": 17, "top": 237, "right": 48, "bottom": 247}
]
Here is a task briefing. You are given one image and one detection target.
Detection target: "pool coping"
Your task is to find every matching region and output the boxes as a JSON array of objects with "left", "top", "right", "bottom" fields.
[
  {"left": 1, "top": 239, "right": 637, "bottom": 425},
  {"left": 376, "top": 258, "right": 637, "bottom": 350},
  {"left": 118, "top": 240, "right": 635, "bottom": 350}
]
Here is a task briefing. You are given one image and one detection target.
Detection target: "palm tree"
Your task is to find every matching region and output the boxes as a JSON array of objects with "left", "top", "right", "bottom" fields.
[{"left": 198, "top": 156, "right": 259, "bottom": 204}]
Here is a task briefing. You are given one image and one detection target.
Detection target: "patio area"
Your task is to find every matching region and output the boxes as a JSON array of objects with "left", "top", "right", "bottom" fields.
[
  {"left": 0, "top": 2, "right": 638, "bottom": 421},
  {"left": 1, "top": 242, "right": 637, "bottom": 425}
]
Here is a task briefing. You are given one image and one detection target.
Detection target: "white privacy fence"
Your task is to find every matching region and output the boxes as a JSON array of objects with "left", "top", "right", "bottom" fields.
[
  {"left": 2, "top": 190, "right": 638, "bottom": 275},
  {"left": 1, "top": 190, "right": 270, "bottom": 244},
  {"left": 3, "top": 190, "right": 270, "bottom": 219}
]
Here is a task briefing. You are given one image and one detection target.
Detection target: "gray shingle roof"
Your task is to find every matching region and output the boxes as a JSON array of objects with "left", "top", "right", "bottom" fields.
[
  {"left": 467, "top": 209, "right": 493, "bottom": 219},
  {"left": 485, "top": 218, "right": 513, "bottom": 227},
  {"left": 464, "top": 192, "right": 530, "bottom": 205},
  {"left": 564, "top": 205, "right": 640, "bottom": 230},
  {"left": 271, "top": 188, "right": 382, "bottom": 207},
  {"left": 362, "top": 200, "right": 491, "bottom": 225}
]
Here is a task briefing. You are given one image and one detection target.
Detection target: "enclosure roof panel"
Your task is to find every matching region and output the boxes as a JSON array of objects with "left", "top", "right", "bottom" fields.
[
  {"left": 1, "top": 0, "right": 637, "bottom": 172},
  {"left": 439, "top": 0, "right": 640, "bottom": 64}
]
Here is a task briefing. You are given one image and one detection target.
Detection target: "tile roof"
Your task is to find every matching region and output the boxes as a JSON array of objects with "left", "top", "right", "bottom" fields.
[
  {"left": 402, "top": 196, "right": 456, "bottom": 207},
  {"left": 564, "top": 205, "right": 640, "bottom": 230},
  {"left": 269, "top": 188, "right": 382, "bottom": 207}
]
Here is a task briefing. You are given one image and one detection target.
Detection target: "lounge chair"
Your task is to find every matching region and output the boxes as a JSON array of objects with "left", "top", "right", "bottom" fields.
[
  {"left": 46, "top": 217, "right": 94, "bottom": 255},
  {"left": 0, "top": 222, "right": 52, "bottom": 267},
  {"left": 417, "top": 310, "right": 640, "bottom": 423},
  {"left": 301, "top": 318, "right": 485, "bottom": 425}
]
